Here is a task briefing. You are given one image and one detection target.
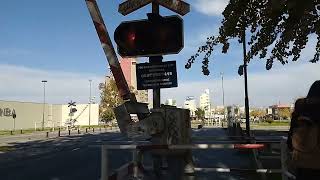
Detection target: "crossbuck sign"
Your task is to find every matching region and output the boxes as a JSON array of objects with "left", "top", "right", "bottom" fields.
[{"left": 119, "top": 0, "right": 190, "bottom": 16}]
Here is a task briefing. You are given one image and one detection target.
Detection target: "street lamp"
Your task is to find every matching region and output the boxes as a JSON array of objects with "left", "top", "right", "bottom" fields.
[
  {"left": 89, "top": 79, "right": 92, "bottom": 128},
  {"left": 220, "top": 72, "right": 225, "bottom": 123},
  {"left": 242, "top": 27, "right": 251, "bottom": 137},
  {"left": 41, "top": 80, "right": 47, "bottom": 131}
]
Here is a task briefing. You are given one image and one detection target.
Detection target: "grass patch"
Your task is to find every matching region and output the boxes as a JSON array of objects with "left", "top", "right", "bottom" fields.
[
  {"left": 0, "top": 125, "right": 118, "bottom": 136},
  {"left": 0, "top": 146, "right": 15, "bottom": 152},
  {"left": 255, "top": 121, "right": 289, "bottom": 126},
  {"left": 0, "top": 127, "right": 66, "bottom": 136}
]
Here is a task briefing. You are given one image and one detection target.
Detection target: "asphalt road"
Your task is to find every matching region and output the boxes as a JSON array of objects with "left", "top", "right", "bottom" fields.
[{"left": 0, "top": 128, "right": 278, "bottom": 180}]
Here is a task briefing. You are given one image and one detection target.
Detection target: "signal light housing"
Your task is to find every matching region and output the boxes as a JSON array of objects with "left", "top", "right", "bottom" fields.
[{"left": 114, "top": 15, "right": 184, "bottom": 57}]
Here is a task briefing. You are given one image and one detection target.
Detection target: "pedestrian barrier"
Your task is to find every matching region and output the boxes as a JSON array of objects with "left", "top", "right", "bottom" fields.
[{"left": 98, "top": 137, "right": 296, "bottom": 180}]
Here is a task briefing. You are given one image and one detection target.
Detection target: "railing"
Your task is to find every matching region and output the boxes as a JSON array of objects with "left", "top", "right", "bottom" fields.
[{"left": 98, "top": 136, "right": 296, "bottom": 180}]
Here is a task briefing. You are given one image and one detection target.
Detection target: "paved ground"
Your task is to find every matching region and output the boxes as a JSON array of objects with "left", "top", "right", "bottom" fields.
[
  {"left": 0, "top": 127, "right": 119, "bottom": 146},
  {"left": 0, "top": 128, "right": 285, "bottom": 180}
]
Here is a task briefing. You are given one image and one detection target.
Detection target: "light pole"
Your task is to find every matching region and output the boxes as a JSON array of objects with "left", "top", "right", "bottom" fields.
[
  {"left": 89, "top": 79, "right": 92, "bottom": 128},
  {"left": 242, "top": 27, "right": 250, "bottom": 137},
  {"left": 220, "top": 72, "right": 225, "bottom": 123},
  {"left": 41, "top": 80, "right": 47, "bottom": 131}
]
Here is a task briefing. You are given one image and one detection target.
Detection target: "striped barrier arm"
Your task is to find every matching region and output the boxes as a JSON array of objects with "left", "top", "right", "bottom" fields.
[
  {"left": 84, "top": 0, "right": 133, "bottom": 101},
  {"left": 101, "top": 143, "right": 266, "bottom": 150}
]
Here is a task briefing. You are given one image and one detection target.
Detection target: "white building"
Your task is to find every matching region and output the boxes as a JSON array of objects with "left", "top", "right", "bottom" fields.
[
  {"left": 199, "top": 89, "right": 211, "bottom": 118},
  {"left": 0, "top": 100, "right": 99, "bottom": 130},
  {"left": 184, "top": 96, "right": 196, "bottom": 117},
  {"left": 165, "top": 99, "right": 177, "bottom": 106}
]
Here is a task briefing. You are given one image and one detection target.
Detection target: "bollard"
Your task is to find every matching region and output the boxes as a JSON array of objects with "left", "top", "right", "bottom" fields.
[
  {"left": 10, "top": 131, "right": 13, "bottom": 135},
  {"left": 86, "top": 128, "right": 88, "bottom": 133},
  {"left": 78, "top": 129, "right": 80, "bottom": 134},
  {"left": 101, "top": 145, "right": 108, "bottom": 180},
  {"left": 100, "top": 127, "right": 101, "bottom": 132},
  {"left": 46, "top": 132, "right": 49, "bottom": 138},
  {"left": 281, "top": 138, "right": 289, "bottom": 180},
  {"left": 58, "top": 130, "right": 61, "bottom": 137},
  {"left": 20, "top": 129, "right": 23, "bottom": 134},
  {"left": 93, "top": 128, "right": 95, "bottom": 132},
  {"left": 68, "top": 130, "right": 71, "bottom": 135}
]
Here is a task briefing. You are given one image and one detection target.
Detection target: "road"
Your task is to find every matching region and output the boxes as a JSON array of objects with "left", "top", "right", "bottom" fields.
[{"left": 0, "top": 128, "right": 281, "bottom": 180}]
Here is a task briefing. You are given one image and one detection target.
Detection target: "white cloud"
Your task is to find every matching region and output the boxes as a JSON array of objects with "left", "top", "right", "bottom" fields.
[
  {"left": 193, "top": 0, "right": 229, "bottom": 16},
  {"left": 0, "top": 64, "right": 104, "bottom": 104},
  {"left": 2, "top": 60, "right": 319, "bottom": 110},
  {"left": 162, "top": 62, "right": 320, "bottom": 108}
]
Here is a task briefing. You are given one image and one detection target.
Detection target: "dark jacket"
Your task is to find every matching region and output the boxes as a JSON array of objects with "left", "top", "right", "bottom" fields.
[{"left": 287, "top": 98, "right": 320, "bottom": 169}]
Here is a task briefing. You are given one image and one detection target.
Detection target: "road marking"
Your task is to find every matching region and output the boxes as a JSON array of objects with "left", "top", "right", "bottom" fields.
[{"left": 72, "top": 148, "right": 80, "bottom": 151}]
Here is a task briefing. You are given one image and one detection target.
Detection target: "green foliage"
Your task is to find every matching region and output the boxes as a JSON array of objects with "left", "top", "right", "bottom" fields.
[
  {"left": 99, "top": 77, "right": 138, "bottom": 123},
  {"left": 195, "top": 108, "right": 205, "bottom": 122},
  {"left": 186, "top": 0, "right": 320, "bottom": 75},
  {"left": 99, "top": 78, "right": 123, "bottom": 123},
  {"left": 250, "top": 109, "right": 266, "bottom": 118},
  {"left": 265, "top": 118, "right": 274, "bottom": 124},
  {"left": 278, "top": 108, "right": 292, "bottom": 120}
]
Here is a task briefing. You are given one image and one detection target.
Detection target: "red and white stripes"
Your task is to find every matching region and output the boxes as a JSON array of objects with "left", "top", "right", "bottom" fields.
[{"left": 85, "top": 0, "right": 132, "bottom": 101}]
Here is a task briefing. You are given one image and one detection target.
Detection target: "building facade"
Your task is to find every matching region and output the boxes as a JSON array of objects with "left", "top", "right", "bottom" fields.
[
  {"left": 120, "top": 58, "right": 148, "bottom": 103},
  {"left": 268, "top": 104, "right": 293, "bottom": 120},
  {"left": 199, "top": 89, "right": 211, "bottom": 118},
  {"left": 184, "top": 96, "right": 196, "bottom": 117},
  {"left": 165, "top": 99, "right": 177, "bottom": 106},
  {"left": 0, "top": 100, "right": 99, "bottom": 130}
]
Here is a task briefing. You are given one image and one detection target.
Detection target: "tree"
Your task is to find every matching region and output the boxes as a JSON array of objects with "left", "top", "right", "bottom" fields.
[
  {"left": 195, "top": 108, "right": 205, "bottom": 124},
  {"left": 216, "top": 108, "right": 225, "bottom": 115},
  {"left": 99, "top": 78, "right": 123, "bottom": 123},
  {"left": 278, "top": 108, "right": 292, "bottom": 120},
  {"left": 186, "top": 0, "right": 320, "bottom": 75},
  {"left": 99, "top": 77, "right": 138, "bottom": 123},
  {"left": 250, "top": 109, "right": 266, "bottom": 118}
]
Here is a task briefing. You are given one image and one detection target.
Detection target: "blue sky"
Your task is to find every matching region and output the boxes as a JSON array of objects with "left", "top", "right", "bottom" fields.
[{"left": 0, "top": 0, "right": 319, "bottom": 107}]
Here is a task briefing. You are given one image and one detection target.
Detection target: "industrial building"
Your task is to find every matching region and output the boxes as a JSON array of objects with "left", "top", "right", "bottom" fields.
[{"left": 0, "top": 100, "right": 99, "bottom": 130}]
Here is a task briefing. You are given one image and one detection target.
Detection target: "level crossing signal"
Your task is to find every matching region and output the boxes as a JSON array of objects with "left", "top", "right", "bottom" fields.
[
  {"left": 68, "top": 101, "right": 76, "bottom": 107},
  {"left": 114, "top": 14, "right": 184, "bottom": 57}
]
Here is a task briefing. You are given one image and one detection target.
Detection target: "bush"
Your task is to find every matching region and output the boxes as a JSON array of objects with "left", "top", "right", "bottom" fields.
[{"left": 265, "top": 119, "right": 274, "bottom": 124}]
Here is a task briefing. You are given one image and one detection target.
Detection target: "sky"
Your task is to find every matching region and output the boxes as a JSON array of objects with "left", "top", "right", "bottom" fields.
[{"left": 0, "top": 0, "right": 319, "bottom": 107}]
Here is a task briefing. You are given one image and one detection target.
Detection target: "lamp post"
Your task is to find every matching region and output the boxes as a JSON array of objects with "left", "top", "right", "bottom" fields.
[
  {"left": 220, "top": 72, "right": 225, "bottom": 123},
  {"left": 89, "top": 79, "right": 92, "bottom": 128},
  {"left": 41, "top": 80, "right": 47, "bottom": 131},
  {"left": 242, "top": 27, "right": 250, "bottom": 137}
]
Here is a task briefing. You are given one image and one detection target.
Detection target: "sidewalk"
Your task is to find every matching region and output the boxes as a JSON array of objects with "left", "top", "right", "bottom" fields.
[
  {"left": 0, "top": 127, "right": 120, "bottom": 146},
  {"left": 0, "top": 128, "right": 123, "bottom": 167}
]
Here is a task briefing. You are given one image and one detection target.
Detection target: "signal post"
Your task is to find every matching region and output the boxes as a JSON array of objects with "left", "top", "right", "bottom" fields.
[{"left": 85, "top": 0, "right": 192, "bottom": 179}]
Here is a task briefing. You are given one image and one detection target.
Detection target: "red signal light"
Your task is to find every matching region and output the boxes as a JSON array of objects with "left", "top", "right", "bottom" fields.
[
  {"left": 128, "top": 32, "right": 136, "bottom": 41},
  {"left": 114, "top": 15, "right": 183, "bottom": 57}
]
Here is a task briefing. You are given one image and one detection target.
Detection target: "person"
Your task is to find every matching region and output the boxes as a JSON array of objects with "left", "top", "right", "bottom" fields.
[{"left": 288, "top": 80, "right": 320, "bottom": 179}]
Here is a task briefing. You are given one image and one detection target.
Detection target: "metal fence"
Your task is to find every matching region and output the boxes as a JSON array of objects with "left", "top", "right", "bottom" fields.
[{"left": 98, "top": 136, "right": 296, "bottom": 180}]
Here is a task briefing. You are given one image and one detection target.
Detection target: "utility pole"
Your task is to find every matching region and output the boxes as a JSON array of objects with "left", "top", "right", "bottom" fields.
[
  {"left": 89, "top": 79, "right": 92, "bottom": 128},
  {"left": 242, "top": 27, "right": 250, "bottom": 137},
  {"left": 41, "top": 80, "right": 47, "bottom": 131}
]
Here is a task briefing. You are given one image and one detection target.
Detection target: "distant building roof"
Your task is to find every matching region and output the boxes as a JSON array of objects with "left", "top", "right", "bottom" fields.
[{"left": 269, "top": 104, "right": 291, "bottom": 108}]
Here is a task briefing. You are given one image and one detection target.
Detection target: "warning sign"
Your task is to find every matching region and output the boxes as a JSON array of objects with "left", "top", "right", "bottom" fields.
[{"left": 136, "top": 61, "right": 177, "bottom": 90}]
